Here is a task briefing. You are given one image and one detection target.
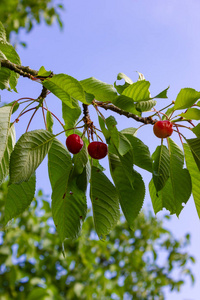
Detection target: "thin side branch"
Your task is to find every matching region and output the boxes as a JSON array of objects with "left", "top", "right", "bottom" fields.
[{"left": 95, "top": 101, "right": 157, "bottom": 125}]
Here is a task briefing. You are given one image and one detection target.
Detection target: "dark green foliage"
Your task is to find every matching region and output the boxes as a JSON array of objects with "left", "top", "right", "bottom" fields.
[{"left": 0, "top": 188, "right": 195, "bottom": 299}]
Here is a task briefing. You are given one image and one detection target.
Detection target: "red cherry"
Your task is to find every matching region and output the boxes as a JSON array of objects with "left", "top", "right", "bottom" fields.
[
  {"left": 66, "top": 134, "right": 84, "bottom": 154},
  {"left": 88, "top": 141, "right": 108, "bottom": 159},
  {"left": 153, "top": 120, "right": 173, "bottom": 138}
]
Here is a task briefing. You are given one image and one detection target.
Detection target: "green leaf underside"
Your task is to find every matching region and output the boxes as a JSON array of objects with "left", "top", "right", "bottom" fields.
[
  {"left": 80, "top": 77, "right": 117, "bottom": 102},
  {"left": 152, "top": 145, "right": 170, "bottom": 192},
  {"left": 174, "top": 88, "right": 200, "bottom": 110},
  {"left": 122, "top": 80, "right": 151, "bottom": 102},
  {"left": 179, "top": 108, "right": 200, "bottom": 120},
  {"left": 5, "top": 173, "right": 36, "bottom": 224},
  {"left": 62, "top": 101, "right": 81, "bottom": 135},
  {"left": 48, "top": 138, "right": 72, "bottom": 190},
  {"left": 90, "top": 166, "right": 120, "bottom": 239},
  {"left": 106, "top": 116, "right": 119, "bottom": 149},
  {"left": 124, "top": 134, "right": 152, "bottom": 172},
  {"left": 184, "top": 143, "right": 200, "bottom": 218},
  {"left": 186, "top": 137, "right": 200, "bottom": 171},
  {"left": 135, "top": 100, "right": 157, "bottom": 112},
  {"left": 98, "top": 116, "right": 110, "bottom": 140},
  {"left": 0, "top": 106, "right": 14, "bottom": 184},
  {"left": 0, "top": 125, "right": 15, "bottom": 185},
  {"left": 42, "top": 74, "right": 88, "bottom": 106},
  {"left": 109, "top": 146, "right": 145, "bottom": 229},
  {"left": 168, "top": 138, "right": 191, "bottom": 216},
  {"left": 52, "top": 175, "right": 87, "bottom": 241},
  {"left": 0, "top": 22, "right": 21, "bottom": 91},
  {"left": 10, "top": 130, "right": 54, "bottom": 184},
  {"left": 46, "top": 110, "right": 54, "bottom": 133}
]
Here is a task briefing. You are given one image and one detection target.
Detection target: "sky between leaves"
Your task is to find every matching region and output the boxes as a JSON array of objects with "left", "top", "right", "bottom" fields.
[{"left": 1, "top": 0, "right": 200, "bottom": 299}]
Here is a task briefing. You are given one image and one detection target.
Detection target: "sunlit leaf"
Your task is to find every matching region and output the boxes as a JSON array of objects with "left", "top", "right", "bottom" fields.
[
  {"left": 179, "top": 108, "right": 200, "bottom": 120},
  {"left": 122, "top": 80, "right": 151, "bottom": 102},
  {"left": 10, "top": 130, "right": 54, "bottom": 184},
  {"left": 174, "top": 88, "right": 200, "bottom": 110}
]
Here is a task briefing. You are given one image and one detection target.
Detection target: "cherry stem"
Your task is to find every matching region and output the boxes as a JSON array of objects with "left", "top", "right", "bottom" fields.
[
  {"left": 174, "top": 125, "right": 183, "bottom": 145},
  {"left": 42, "top": 107, "right": 64, "bottom": 128},
  {"left": 152, "top": 108, "right": 168, "bottom": 120},
  {"left": 26, "top": 108, "right": 38, "bottom": 132},
  {"left": 13, "top": 101, "right": 36, "bottom": 125},
  {"left": 150, "top": 102, "right": 174, "bottom": 118},
  {"left": 42, "top": 103, "right": 47, "bottom": 130}
]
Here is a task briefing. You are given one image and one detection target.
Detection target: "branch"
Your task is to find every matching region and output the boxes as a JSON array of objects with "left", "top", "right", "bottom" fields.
[
  {"left": 95, "top": 101, "right": 157, "bottom": 125},
  {"left": 0, "top": 59, "right": 38, "bottom": 78},
  {"left": 1, "top": 59, "right": 157, "bottom": 125}
]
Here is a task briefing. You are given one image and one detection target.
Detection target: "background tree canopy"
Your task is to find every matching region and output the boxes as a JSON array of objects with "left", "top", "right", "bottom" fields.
[
  {"left": 0, "top": 184, "right": 195, "bottom": 300},
  {"left": 0, "top": 0, "right": 63, "bottom": 46}
]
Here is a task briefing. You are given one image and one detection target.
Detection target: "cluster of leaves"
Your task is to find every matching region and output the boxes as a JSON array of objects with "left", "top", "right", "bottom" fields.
[
  {"left": 0, "top": 0, "right": 63, "bottom": 46},
  {"left": 0, "top": 21, "right": 200, "bottom": 241},
  {"left": 0, "top": 186, "right": 195, "bottom": 300}
]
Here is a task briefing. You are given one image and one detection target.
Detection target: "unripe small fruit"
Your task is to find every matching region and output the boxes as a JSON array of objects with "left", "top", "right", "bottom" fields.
[
  {"left": 153, "top": 120, "right": 173, "bottom": 138},
  {"left": 66, "top": 134, "right": 84, "bottom": 154},
  {"left": 88, "top": 141, "right": 108, "bottom": 159}
]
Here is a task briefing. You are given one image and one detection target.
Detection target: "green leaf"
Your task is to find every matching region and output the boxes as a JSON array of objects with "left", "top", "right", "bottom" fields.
[
  {"left": 42, "top": 74, "right": 88, "bottom": 106},
  {"left": 120, "top": 127, "right": 137, "bottom": 136},
  {"left": 90, "top": 166, "right": 120, "bottom": 239},
  {"left": 135, "top": 100, "right": 157, "bottom": 112},
  {"left": 0, "top": 106, "right": 14, "bottom": 183},
  {"left": 124, "top": 135, "right": 152, "bottom": 172},
  {"left": 0, "top": 22, "right": 21, "bottom": 91},
  {"left": 37, "top": 66, "right": 51, "bottom": 77},
  {"left": 10, "top": 130, "right": 54, "bottom": 184},
  {"left": 3, "top": 101, "right": 19, "bottom": 114},
  {"left": 118, "top": 133, "right": 132, "bottom": 156},
  {"left": 186, "top": 137, "right": 200, "bottom": 171},
  {"left": 72, "top": 142, "right": 89, "bottom": 175},
  {"left": 62, "top": 101, "right": 81, "bottom": 135},
  {"left": 109, "top": 146, "right": 145, "bottom": 229},
  {"left": 80, "top": 77, "right": 117, "bottom": 102},
  {"left": 122, "top": 80, "right": 151, "bottom": 102},
  {"left": 0, "top": 125, "right": 15, "bottom": 185},
  {"left": 168, "top": 138, "right": 192, "bottom": 216},
  {"left": 46, "top": 110, "right": 54, "bottom": 133},
  {"left": 154, "top": 87, "right": 169, "bottom": 99},
  {"left": 179, "top": 108, "right": 200, "bottom": 120},
  {"left": 184, "top": 143, "right": 200, "bottom": 218},
  {"left": 192, "top": 123, "right": 200, "bottom": 137},
  {"left": 114, "top": 72, "right": 133, "bottom": 94},
  {"left": 149, "top": 179, "right": 177, "bottom": 215},
  {"left": 48, "top": 138, "right": 72, "bottom": 190},
  {"left": 52, "top": 175, "right": 87, "bottom": 241},
  {"left": 5, "top": 173, "right": 36, "bottom": 224},
  {"left": 98, "top": 116, "right": 110, "bottom": 140},
  {"left": 174, "top": 88, "right": 200, "bottom": 110},
  {"left": 112, "top": 95, "right": 139, "bottom": 115},
  {"left": 27, "top": 287, "right": 49, "bottom": 300},
  {"left": 152, "top": 145, "right": 170, "bottom": 192},
  {"left": 106, "top": 116, "right": 119, "bottom": 148}
]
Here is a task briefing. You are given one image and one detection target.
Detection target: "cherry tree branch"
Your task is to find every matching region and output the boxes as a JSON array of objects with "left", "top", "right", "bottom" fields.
[{"left": 95, "top": 101, "right": 157, "bottom": 125}]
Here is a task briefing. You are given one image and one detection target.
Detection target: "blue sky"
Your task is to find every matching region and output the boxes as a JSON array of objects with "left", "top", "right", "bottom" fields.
[{"left": 1, "top": 0, "right": 200, "bottom": 298}]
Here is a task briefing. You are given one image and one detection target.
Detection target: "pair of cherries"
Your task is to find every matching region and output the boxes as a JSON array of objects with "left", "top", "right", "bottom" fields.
[{"left": 66, "top": 134, "right": 108, "bottom": 159}]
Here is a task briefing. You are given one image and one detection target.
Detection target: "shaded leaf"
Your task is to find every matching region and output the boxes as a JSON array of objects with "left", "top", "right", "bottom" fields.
[
  {"left": 112, "top": 95, "right": 139, "bottom": 115},
  {"left": 5, "top": 173, "right": 36, "bottom": 224},
  {"left": 152, "top": 145, "right": 170, "bottom": 192},
  {"left": 90, "top": 166, "right": 120, "bottom": 239},
  {"left": 186, "top": 137, "right": 200, "bottom": 171},
  {"left": 135, "top": 99, "right": 157, "bottom": 112},
  {"left": 184, "top": 143, "right": 200, "bottom": 218},
  {"left": 52, "top": 175, "right": 87, "bottom": 241},
  {"left": 154, "top": 87, "right": 169, "bottom": 99},
  {"left": 62, "top": 100, "right": 81, "bottom": 136},
  {"left": 46, "top": 110, "right": 54, "bottom": 133},
  {"left": 48, "top": 138, "right": 72, "bottom": 190}
]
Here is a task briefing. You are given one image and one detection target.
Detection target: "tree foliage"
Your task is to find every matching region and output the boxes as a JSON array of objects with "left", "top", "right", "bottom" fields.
[
  {"left": 0, "top": 186, "right": 195, "bottom": 300},
  {"left": 0, "top": 0, "right": 63, "bottom": 46},
  {"left": 0, "top": 21, "right": 200, "bottom": 240}
]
